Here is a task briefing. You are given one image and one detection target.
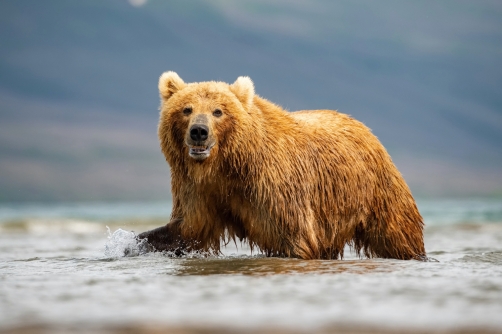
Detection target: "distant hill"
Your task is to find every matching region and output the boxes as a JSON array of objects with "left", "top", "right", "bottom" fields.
[{"left": 1, "top": 0, "right": 501, "bottom": 201}]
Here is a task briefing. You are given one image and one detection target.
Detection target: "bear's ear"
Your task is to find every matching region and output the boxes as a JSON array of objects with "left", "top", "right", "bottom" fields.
[
  {"left": 158, "top": 71, "right": 186, "bottom": 100},
  {"left": 230, "top": 76, "right": 255, "bottom": 108}
]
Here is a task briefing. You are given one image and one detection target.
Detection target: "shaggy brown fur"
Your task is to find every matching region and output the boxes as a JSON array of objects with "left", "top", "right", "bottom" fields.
[{"left": 138, "top": 71, "right": 426, "bottom": 260}]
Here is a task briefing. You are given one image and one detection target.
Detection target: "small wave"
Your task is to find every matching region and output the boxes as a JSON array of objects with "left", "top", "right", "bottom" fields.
[
  {"left": 460, "top": 251, "right": 502, "bottom": 264},
  {"left": 0, "top": 218, "right": 165, "bottom": 235},
  {"left": 0, "top": 201, "right": 172, "bottom": 222},
  {"left": 0, "top": 218, "right": 104, "bottom": 234}
]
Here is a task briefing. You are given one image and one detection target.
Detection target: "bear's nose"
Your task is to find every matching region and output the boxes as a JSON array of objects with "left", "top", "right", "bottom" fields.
[{"left": 190, "top": 124, "right": 209, "bottom": 142}]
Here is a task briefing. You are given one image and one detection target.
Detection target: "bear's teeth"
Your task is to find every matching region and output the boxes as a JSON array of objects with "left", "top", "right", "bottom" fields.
[{"left": 191, "top": 146, "right": 208, "bottom": 153}]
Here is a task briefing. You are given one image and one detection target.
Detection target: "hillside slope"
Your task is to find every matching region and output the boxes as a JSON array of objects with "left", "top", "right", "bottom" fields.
[{"left": 1, "top": 0, "right": 501, "bottom": 201}]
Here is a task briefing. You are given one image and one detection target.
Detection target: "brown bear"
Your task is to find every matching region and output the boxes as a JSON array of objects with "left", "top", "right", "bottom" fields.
[{"left": 138, "top": 71, "right": 426, "bottom": 260}]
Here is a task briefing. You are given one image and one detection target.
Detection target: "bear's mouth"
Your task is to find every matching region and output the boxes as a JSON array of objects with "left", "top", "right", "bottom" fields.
[{"left": 188, "top": 145, "right": 213, "bottom": 160}]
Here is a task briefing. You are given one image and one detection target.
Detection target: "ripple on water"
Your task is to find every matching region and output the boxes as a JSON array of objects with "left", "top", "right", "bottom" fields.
[
  {"left": 460, "top": 251, "right": 502, "bottom": 264},
  {"left": 103, "top": 228, "right": 403, "bottom": 276},
  {"left": 171, "top": 257, "right": 399, "bottom": 276},
  {"left": 13, "top": 257, "right": 41, "bottom": 262}
]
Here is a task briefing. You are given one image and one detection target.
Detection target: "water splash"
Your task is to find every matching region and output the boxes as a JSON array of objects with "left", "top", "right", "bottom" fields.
[{"left": 104, "top": 227, "right": 149, "bottom": 257}]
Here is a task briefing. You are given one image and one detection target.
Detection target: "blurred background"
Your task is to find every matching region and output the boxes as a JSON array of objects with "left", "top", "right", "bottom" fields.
[{"left": 1, "top": 0, "right": 501, "bottom": 203}]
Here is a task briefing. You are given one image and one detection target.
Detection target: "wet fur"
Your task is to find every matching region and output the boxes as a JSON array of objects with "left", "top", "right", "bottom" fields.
[{"left": 144, "top": 72, "right": 426, "bottom": 260}]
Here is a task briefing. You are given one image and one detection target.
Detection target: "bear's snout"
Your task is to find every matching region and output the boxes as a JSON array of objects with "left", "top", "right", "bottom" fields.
[
  {"left": 189, "top": 124, "right": 209, "bottom": 142},
  {"left": 186, "top": 121, "right": 215, "bottom": 161}
]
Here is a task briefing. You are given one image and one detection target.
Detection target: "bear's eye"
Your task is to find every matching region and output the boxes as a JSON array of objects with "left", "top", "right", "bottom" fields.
[
  {"left": 182, "top": 107, "right": 192, "bottom": 116},
  {"left": 213, "top": 109, "right": 223, "bottom": 117}
]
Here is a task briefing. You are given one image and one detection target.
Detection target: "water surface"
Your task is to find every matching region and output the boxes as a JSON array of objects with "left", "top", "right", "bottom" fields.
[{"left": 1, "top": 199, "right": 501, "bottom": 333}]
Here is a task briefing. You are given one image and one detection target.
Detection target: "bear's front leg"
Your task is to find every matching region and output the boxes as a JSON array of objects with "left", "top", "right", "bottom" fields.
[{"left": 136, "top": 218, "right": 188, "bottom": 256}]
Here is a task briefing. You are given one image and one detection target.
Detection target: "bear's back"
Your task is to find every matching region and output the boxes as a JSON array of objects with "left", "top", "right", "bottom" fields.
[
  {"left": 288, "top": 109, "right": 378, "bottom": 151},
  {"left": 290, "top": 109, "right": 340, "bottom": 123},
  {"left": 289, "top": 109, "right": 365, "bottom": 134}
]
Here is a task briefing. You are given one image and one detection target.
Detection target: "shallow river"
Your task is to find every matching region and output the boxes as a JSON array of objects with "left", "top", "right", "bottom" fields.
[{"left": 1, "top": 199, "right": 501, "bottom": 334}]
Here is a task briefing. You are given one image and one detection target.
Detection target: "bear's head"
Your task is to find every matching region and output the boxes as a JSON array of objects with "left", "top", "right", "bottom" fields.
[{"left": 158, "top": 71, "right": 255, "bottom": 166}]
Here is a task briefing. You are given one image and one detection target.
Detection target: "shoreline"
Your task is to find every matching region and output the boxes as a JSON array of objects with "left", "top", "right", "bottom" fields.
[{"left": 2, "top": 324, "right": 502, "bottom": 334}]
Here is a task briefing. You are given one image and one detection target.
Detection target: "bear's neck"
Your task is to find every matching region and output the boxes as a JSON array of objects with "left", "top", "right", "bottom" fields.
[{"left": 222, "top": 95, "right": 298, "bottom": 179}]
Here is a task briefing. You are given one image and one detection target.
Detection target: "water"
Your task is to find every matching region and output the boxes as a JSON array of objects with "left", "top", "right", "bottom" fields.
[{"left": 1, "top": 199, "right": 502, "bottom": 334}]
